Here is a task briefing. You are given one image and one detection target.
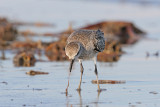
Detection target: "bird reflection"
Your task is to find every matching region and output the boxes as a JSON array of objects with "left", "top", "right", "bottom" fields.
[
  {"left": 95, "top": 90, "right": 101, "bottom": 107},
  {"left": 66, "top": 90, "right": 103, "bottom": 107},
  {"left": 77, "top": 90, "right": 82, "bottom": 107}
]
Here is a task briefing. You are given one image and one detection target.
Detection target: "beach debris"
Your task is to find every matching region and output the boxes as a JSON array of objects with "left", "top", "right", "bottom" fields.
[
  {"left": 153, "top": 51, "right": 159, "bottom": 57},
  {"left": 14, "top": 21, "right": 56, "bottom": 36},
  {"left": 149, "top": 91, "right": 158, "bottom": 95},
  {"left": 13, "top": 52, "right": 36, "bottom": 67},
  {"left": 16, "top": 21, "right": 144, "bottom": 45},
  {"left": 11, "top": 41, "right": 38, "bottom": 49},
  {"left": 0, "top": 17, "right": 15, "bottom": 59},
  {"left": 45, "top": 36, "right": 68, "bottom": 61},
  {"left": 80, "top": 21, "right": 145, "bottom": 44},
  {"left": 12, "top": 21, "right": 55, "bottom": 27},
  {"left": 0, "top": 81, "right": 8, "bottom": 85},
  {"left": 44, "top": 21, "right": 144, "bottom": 62},
  {"left": 146, "top": 51, "right": 159, "bottom": 58},
  {"left": 97, "top": 40, "right": 122, "bottom": 62},
  {"left": 0, "top": 18, "right": 144, "bottom": 62},
  {"left": 91, "top": 80, "right": 126, "bottom": 84},
  {"left": 0, "top": 17, "right": 17, "bottom": 59},
  {"left": 0, "top": 40, "right": 7, "bottom": 60},
  {"left": 59, "top": 21, "right": 145, "bottom": 44},
  {"left": 26, "top": 70, "right": 49, "bottom": 76},
  {"left": 23, "top": 104, "right": 26, "bottom": 106},
  {"left": 11, "top": 40, "right": 46, "bottom": 55},
  {"left": 18, "top": 29, "right": 58, "bottom": 37},
  {"left": 20, "top": 30, "right": 37, "bottom": 36},
  {"left": 45, "top": 35, "right": 122, "bottom": 62},
  {"left": 0, "top": 17, "right": 17, "bottom": 41},
  {"left": 97, "top": 52, "right": 121, "bottom": 62}
]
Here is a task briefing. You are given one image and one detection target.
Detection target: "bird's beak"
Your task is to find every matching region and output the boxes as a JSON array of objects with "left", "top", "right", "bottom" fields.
[{"left": 69, "top": 59, "right": 75, "bottom": 72}]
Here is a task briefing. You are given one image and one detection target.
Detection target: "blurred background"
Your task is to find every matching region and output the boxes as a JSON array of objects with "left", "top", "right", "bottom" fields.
[
  {"left": 1, "top": 0, "right": 160, "bottom": 107},
  {"left": 0, "top": 0, "right": 160, "bottom": 36}
]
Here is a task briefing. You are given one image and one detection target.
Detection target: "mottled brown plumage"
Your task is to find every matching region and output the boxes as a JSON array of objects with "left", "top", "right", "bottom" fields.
[
  {"left": 65, "top": 29, "right": 105, "bottom": 92},
  {"left": 65, "top": 29, "right": 105, "bottom": 59}
]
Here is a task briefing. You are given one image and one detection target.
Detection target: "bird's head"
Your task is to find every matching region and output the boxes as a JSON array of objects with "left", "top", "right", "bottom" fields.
[
  {"left": 65, "top": 42, "right": 82, "bottom": 73},
  {"left": 65, "top": 42, "right": 81, "bottom": 60}
]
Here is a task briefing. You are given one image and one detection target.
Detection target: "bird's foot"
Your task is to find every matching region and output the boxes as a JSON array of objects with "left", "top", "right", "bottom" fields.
[
  {"left": 97, "top": 88, "right": 107, "bottom": 92},
  {"left": 76, "top": 88, "right": 81, "bottom": 91},
  {"left": 97, "top": 89, "right": 102, "bottom": 92},
  {"left": 66, "top": 87, "right": 69, "bottom": 93},
  {"left": 65, "top": 88, "right": 68, "bottom": 96}
]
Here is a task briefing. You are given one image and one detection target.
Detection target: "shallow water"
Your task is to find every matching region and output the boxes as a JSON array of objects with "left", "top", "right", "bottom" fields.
[
  {"left": 1, "top": 0, "right": 160, "bottom": 107},
  {"left": 1, "top": 40, "right": 160, "bottom": 107}
]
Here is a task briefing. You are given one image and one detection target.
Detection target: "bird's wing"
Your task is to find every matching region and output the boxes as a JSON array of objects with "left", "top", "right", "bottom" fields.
[{"left": 67, "top": 29, "right": 93, "bottom": 46}]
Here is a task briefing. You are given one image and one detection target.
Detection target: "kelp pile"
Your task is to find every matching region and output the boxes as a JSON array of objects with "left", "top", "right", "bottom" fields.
[
  {"left": 0, "top": 17, "right": 145, "bottom": 64},
  {"left": 0, "top": 18, "right": 17, "bottom": 41},
  {"left": 45, "top": 21, "right": 145, "bottom": 62}
]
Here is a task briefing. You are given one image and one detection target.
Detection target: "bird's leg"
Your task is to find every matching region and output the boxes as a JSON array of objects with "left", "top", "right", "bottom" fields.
[
  {"left": 93, "top": 57, "right": 101, "bottom": 92},
  {"left": 77, "top": 60, "right": 83, "bottom": 91},
  {"left": 95, "top": 64, "right": 101, "bottom": 91},
  {"left": 66, "top": 72, "right": 71, "bottom": 93},
  {"left": 66, "top": 59, "right": 75, "bottom": 92}
]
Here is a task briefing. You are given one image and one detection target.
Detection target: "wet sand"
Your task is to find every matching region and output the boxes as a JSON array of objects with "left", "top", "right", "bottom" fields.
[{"left": 1, "top": 39, "right": 160, "bottom": 107}]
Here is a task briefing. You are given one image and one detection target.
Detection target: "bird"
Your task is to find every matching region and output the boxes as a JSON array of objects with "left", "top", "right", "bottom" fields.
[{"left": 65, "top": 29, "right": 105, "bottom": 92}]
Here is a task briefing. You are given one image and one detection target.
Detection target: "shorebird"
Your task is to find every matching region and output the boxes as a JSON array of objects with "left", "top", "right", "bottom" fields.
[{"left": 65, "top": 29, "right": 105, "bottom": 91}]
